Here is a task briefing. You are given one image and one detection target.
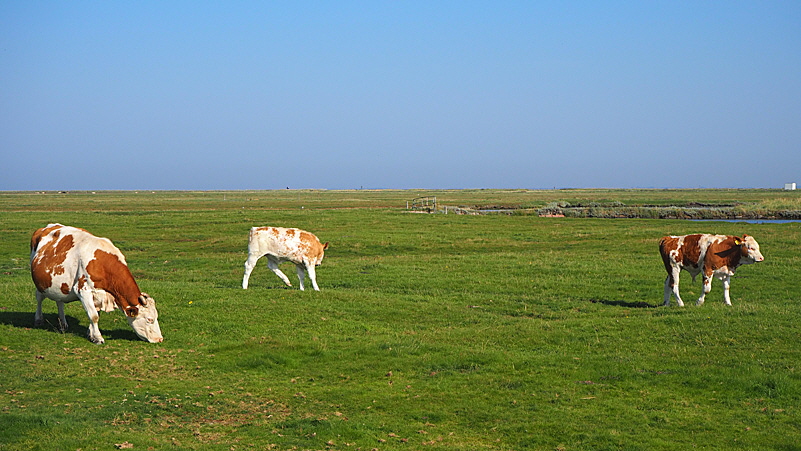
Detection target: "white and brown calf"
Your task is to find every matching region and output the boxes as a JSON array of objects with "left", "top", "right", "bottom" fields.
[
  {"left": 659, "top": 234, "right": 764, "bottom": 306},
  {"left": 30, "top": 224, "right": 163, "bottom": 344},
  {"left": 242, "top": 226, "right": 328, "bottom": 291}
]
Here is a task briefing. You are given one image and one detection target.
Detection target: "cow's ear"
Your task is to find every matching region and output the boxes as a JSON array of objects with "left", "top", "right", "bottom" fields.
[
  {"left": 323, "top": 242, "right": 329, "bottom": 250},
  {"left": 138, "top": 293, "right": 149, "bottom": 306},
  {"left": 734, "top": 238, "right": 741, "bottom": 245},
  {"left": 125, "top": 305, "right": 139, "bottom": 317}
]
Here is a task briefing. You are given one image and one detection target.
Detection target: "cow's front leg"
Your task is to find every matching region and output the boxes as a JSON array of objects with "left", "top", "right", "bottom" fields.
[
  {"left": 56, "top": 300, "right": 68, "bottom": 332},
  {"left": 696, "top": 274, "right": 712, "bottom": 306},
  {"left": 295, "top": 265, "right": 307, "bottom": 291},
  {"left": 78, "top": 288, "right": 104, "bottom": 344},
  {"left": 267, "top": 258, "right": 293, "bottom": 287},
  {"left": 721, "top": 275, "right": 732, "bottom": 306}
]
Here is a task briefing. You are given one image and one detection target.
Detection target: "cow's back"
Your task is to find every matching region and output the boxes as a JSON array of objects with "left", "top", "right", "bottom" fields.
[
  {"left": 250, "top": 227, "right": 299, "bottom": 257},
  {"left": 660, "top": 234, "right": 725, "bottom": 269},
  {"left": 30, "top": 224, "right": 125, "bottom": 297}
]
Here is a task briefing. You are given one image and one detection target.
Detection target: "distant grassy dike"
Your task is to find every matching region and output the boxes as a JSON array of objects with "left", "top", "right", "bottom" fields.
[{"left": 1, "top": 189, "right": 800, "bottom": 450}]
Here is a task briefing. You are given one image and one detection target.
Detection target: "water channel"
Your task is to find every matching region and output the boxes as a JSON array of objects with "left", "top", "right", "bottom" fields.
[{"left": 691, "top": 219, "right": 801, "bottom": 224}]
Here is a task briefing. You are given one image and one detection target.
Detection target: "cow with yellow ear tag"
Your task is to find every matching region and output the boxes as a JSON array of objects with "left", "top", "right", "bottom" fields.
[{"left": 659, "top": 234, "right": 764, "bottom": 306}]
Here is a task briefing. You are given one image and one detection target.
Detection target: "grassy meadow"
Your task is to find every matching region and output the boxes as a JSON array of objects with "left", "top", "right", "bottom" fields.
[{"left": 1, "top": 189, "right": 800, "bottom": 450}]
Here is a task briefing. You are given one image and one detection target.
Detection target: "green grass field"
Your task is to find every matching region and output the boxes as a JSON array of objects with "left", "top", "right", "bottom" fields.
[{"left": 1, "top": 189, "right": 800, "bottom": 450}]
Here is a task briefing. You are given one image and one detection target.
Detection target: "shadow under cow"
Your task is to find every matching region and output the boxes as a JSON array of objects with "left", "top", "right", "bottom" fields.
[
  {"left": 588, "top": 299, "right": 658, "bottom": 309},
  {"left": 0, "top": 311, "right": 141, "bottom": 342}
]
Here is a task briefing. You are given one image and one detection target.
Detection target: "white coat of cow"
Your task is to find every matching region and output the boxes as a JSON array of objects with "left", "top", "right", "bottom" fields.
[
  {"left": 30, "top": 224, "right": 163, "bottom": 344},
  {"left": 242, "top": 226, "right": 328, "bottom": 291}
]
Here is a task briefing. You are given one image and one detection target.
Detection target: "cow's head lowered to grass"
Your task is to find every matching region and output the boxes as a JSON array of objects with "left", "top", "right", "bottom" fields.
[{"left": 124, "top": 293, "right": 163, "bottom": 343}]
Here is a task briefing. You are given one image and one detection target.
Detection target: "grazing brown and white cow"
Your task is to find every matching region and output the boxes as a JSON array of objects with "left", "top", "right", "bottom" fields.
[
  {"left": 659, "top": 234, "right": 764, "bottom": 307},
  {"left": 30, "top": 224, "right": 163, "bottom": 344},
  {"left": 242, "top": 226, "right": 328, "bottom": 291}
]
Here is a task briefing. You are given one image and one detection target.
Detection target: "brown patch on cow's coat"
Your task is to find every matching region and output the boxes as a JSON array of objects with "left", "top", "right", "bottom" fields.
[
  {"left": 678, "top": 234, "right": 703, "bottom": 268},
  {"left": 60, "top": 283, "right": 70, "bottom": 295},
  {"left": 738, "top": 236, "right": 749, "bottom": 258},
  {"left": 259, "top": 227, "right": 279, "bottom": 236},
  {"left": 30, "top": 225, "right": 62, "bottom": 253},
  {"left": 704, "top": 236, "right": 742, "bottom": 275},
  {"left": 31, "top": 230, "right": 76, "bottom": 292},
  {"left": 659, "top": 236, "right": 679, "bottom": 273},
  {"left": 85, "top": 249, "right": 142, "bottom": 315},
  {"left": 659, "top": 234, "right": 706, "bottom": 273},
  {"left": 298, "top": 231, "right": 325, "bottom": 260}
]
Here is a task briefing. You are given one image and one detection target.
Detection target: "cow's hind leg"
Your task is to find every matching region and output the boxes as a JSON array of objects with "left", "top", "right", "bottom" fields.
[
  {"left": 267, "top": 257, "right": 293, "bottom": 287},
  {"left": 56, "top": 300, "right": 68, "bottom": 332},
  {"left": 34, "top": 291, "right": 46, "bottom": 327},
  {"left": 295, "top": 264, "right": 307, "bottom": 291},
  {"left": 666, "top": 269, "right": 684, "bottom": 307},
  {"left": 242, "top": 254, "right": 262, "bottom": 289},
  {"left": 663, "top": 276, "right": 672, "bottom": 306},
  {"left": 34, "top": 292, "right": 69, "bottom": 331}
]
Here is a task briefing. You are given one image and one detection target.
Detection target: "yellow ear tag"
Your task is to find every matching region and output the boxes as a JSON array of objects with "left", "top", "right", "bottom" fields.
[{"left": 734, "top": 239, "right": 741, "bottom": 245}]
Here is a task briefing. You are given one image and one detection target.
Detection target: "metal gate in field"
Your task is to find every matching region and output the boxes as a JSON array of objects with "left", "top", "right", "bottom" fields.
[{"left": 407, "top": 196, "right": 437, "bottom": 213}]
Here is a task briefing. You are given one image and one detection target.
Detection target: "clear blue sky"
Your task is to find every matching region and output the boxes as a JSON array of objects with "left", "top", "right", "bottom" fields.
[{"left": 2, "top": 1, "right": 799, "bottom": 190}]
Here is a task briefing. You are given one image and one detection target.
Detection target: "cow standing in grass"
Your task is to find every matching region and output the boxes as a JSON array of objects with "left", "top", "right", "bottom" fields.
[
  {"left": 242, "top": 226, "right": 328, "bottom": 291},
  {"left": 659, "top": 234, "right": 764, "bottom": 306},
  {"left": 30, "top": 224, "right": 163, "bottom": 344}
]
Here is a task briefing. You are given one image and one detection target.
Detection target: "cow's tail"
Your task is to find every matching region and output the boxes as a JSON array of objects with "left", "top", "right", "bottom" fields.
[
  {"left": 658, "top": 237, "right": 672, "bottom": 274},
  {"left": 247, "top": 227, "right": 259, "bottom": 251},
  {"left": 30, "top": 227, "right": 50, "bottom": 254}
]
